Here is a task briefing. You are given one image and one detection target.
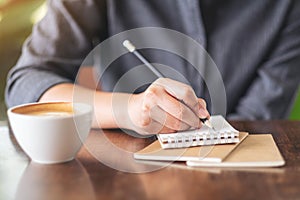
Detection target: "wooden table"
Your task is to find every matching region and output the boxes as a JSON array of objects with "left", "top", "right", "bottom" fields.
[{"left": 1, "top": 120, "right": 300, "bottom": 200}]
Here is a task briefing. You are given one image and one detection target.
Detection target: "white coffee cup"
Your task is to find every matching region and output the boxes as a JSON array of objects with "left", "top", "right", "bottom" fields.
[{"left": 7, "top": 102, "right": 93, "bottom": 164}]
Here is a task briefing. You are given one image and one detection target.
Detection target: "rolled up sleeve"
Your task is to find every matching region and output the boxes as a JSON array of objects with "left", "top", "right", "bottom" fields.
[{"left": 5, "top": 0, "right": 105, "bottom": 108}]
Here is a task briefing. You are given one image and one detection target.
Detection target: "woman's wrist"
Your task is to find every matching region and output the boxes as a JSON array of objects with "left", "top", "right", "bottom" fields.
[{"left": 93, "top": 91, "right": 134, "bottom": 130}]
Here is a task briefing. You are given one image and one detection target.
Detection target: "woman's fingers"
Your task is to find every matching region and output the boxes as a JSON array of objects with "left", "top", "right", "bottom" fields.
[
  {"left": 154, "top": 78, "right": 198, "bottom": 111},
  {"left": 198, "top": 98, "right": 210, "bottom": 119},
  {"left": 128, "top": 78, "right": 210, "bottom": 135},
  {"left": 136, "top": 119, "right": 177, "bottom": 135},
  {"left": 149, "top": 105, "right": 191, "bottom": 131},
  {"left": 144, "top": 85, "right": 200, "bottom": 128}
]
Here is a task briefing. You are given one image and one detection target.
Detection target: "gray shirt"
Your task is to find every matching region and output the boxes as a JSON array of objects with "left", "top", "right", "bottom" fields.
[{"left": 5, "top": 0, "right": 300, "bottom": 119}]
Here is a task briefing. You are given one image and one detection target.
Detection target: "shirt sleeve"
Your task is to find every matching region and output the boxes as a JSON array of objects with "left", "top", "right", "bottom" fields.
[
  {"left": 5, "top": 0, "right": 106, "bottom": 108},
  {"left": 228, "top": 0, "right": 300, "bottom": 120}
]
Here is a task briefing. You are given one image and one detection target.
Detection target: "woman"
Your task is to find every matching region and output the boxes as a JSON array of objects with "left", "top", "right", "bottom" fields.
[{"left": 6, "top": 0, "right": 300, "bottom": 134}]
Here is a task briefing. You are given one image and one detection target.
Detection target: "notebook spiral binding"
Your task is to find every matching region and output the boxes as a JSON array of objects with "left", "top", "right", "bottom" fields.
[
  {"left": 157, "top": 115, "right": 240, "bottom": 149},
  {"left": 164, "top": 131, "right": 238, "bottom": 148}
]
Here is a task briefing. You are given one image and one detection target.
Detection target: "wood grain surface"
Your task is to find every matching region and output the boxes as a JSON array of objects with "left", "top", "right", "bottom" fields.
[{"left": 1, "top": 120, "right": 300, "bottom": 200}]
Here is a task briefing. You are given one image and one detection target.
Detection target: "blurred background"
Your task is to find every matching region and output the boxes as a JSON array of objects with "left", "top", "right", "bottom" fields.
[
  {"left": 0, "top": 0, "right": 45, "bottom": 120},
  {"left": 0, "top": 0, "right": 299, "bottom": 120}
]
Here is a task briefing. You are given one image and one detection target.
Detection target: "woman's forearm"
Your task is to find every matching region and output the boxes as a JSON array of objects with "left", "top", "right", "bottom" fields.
[{"left": 39, "top": 83, "right": 131, "bottom": 129}]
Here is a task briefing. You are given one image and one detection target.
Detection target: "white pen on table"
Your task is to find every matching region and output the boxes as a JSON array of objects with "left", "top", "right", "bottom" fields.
[{"left": 122, "top": 39, "right": 216, "bottom": 131}]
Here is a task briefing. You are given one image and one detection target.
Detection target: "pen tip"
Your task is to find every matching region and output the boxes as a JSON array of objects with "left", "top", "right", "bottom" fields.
[{"left": 204, "top": 120, "right": 216, "bottom": 131}]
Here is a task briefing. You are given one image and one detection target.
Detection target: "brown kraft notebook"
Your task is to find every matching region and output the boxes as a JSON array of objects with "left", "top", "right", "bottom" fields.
[{"left": 186, "top": 134, "right": 285, "bottom": 167}]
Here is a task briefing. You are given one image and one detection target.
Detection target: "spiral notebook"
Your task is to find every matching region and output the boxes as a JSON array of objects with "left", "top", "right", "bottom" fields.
[
  {"left": 157, "top": 115, "right": 239, "bottom": 149},
  {"left": 134, "top": 132, "right": 248, "bottom": 162}
]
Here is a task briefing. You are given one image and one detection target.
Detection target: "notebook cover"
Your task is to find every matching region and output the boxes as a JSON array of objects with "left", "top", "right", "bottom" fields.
[
  {"left": 186, "top": 134, "right": 285, "bottom": 167},
  {"left": 134, "top": 132, "right": 248, "bottom": 163}
]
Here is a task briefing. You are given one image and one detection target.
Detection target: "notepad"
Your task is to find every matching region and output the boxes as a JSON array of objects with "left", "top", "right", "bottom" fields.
[
  {"left": 157, "top": 115, "right": 239, "bottom": 149},
  {"left": 134, "top": 132, "right": 248, "bottom": 162}
]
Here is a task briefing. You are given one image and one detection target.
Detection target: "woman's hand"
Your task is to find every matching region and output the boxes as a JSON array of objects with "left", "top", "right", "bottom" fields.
[{"left": 127, "top": 78, "right": 210, "bottom": 135}]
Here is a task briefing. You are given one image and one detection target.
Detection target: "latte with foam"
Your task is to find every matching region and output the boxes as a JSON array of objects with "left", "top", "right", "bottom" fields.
[{"left": 11, "top": 102, "right": 74, "bottom": 117}]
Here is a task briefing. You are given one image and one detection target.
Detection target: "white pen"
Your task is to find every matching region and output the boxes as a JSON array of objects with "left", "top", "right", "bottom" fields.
[{"left": 122, "top": 40, "right": 215, "bottom": 130}]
